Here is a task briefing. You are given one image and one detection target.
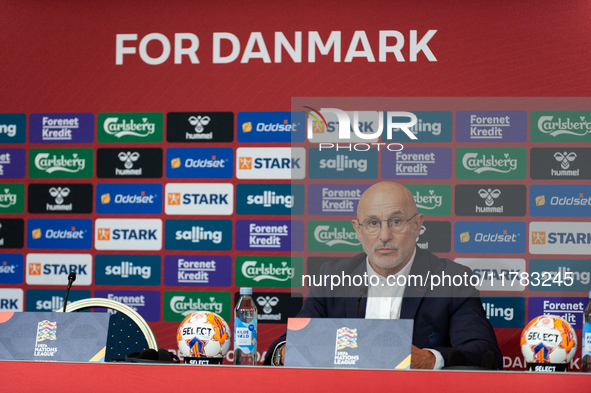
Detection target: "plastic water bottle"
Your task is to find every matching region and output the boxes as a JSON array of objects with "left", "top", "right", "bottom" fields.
[
  {"left": 234, "top": 287, "right": 257, "bottom": 365},
  {"left": 582, "top": 291, "right": 591, "bottom": 372}
]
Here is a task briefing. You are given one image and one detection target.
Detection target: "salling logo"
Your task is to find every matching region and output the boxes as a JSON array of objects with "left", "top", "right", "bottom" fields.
[
  {"left": 319, "top": 155, "right": 367, "bottom": 172},
  {"left": 482, "top": 302, "right": 514, "bottom": 321},
  {"left": 175, "top": 226, "right": 223, "bottom": 244},
  {"left": 538, "top": 116, "right": 591, "bottom": 137},
  {"left": 170, "top": 295, "right": 223, "bottom": 316},
  {"left": 247, "top": 190, "right": 293, "bottom": 208},
  {"left": 395, "top": 151, "right": 434, "bottom": 176},
  {"left": 462, "top": 153, "right": 518, "bottom": 174},
  {"left": 413, "top": 190, "right": 442, "bottom": 210},
  {"left": 241, "top": 260, "right": 294, "bottom": 282},
  {"left": 0, "top": 188, "right": 17, "bottom": 209},
  {"left": 34, "top": 153, "right": 86, "bottom": 174},
  {"left": 552, "top": 152, "right": 578, "bottom": 176},
  {"left": 187, "top": 115, "right": 212, "bottom": 140},
  {"left": 0, "top": 123, "right": 17, "bottom": 137},
  {"left": 477, "top": 188, "right": 502, "bottom": 213},
  {"left": 314, "top": 225, "right": 360, "bottom": 247},
  {"left": 105, "top": 261, "right": 151, "bottom": 279},
  {"left": 47, "top": 187, "right": 72, "bottom": 211},
  {"left": 103, "top": 117, "right": 155, "bottom": 138}
]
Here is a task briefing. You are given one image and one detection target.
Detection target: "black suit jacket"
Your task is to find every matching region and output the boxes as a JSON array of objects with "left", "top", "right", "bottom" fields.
[{"left": 263, "top": 247, "right": 502, "bottom": 369}]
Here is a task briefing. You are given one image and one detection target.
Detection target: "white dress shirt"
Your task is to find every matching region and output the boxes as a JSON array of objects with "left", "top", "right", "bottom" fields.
[{"left": 365, "top": 248, "right": 444, "bottom": 369}]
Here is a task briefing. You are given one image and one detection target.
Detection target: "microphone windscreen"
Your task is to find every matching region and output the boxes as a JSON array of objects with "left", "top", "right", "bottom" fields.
[
  {"left": 447, "top": 349, "right": 467, "bottom": 367},
  {"left": 480, "top": 351, "right": 496, "bottom": 370},
  {"left": 68, "top": 272, "right": 76, "bottom": 282}
]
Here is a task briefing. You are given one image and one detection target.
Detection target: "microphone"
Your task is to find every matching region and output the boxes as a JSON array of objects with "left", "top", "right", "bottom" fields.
[
  {"left": 447, "top": 349, "right": 467, "bottom": 368},
  {"left": 355, "top": 287, "right": 368, "bottom": 318},
  {"left": 63, "top": 272, "right": 76, "bottom": 312},
  {"left": 480, "top": 351, "right": 496, "bottom": 370}
]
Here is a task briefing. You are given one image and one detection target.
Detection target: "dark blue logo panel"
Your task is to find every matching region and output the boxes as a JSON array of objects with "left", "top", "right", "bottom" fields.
[
  {"left": 236, "top": 184, "right": 304, "bottom": 215},
  {"left": 26, "top": 289, "right": 91, "bottom": 312},
  {"left": 166, "top": 148, "right": 233, "bottom": 179},
  {"left": 164, "top": 255, "right": 231, "bottom": 287},
  {"left": 0, "top": 114, "right": 26, "bottom": 143},
  {"left": 528, "top": 259, "right": 591, "bottom": 292},
  {"left": 308, "top": 148, "right": 378, "bottom": 179},
  {"left": 454, "top": 221, "right": 526, "bottom": 254},
  {"left": 96, "top": 183, "right": 162, "bottom": 214},
  {"left": 237, "top": 111, "right": 305, "bottom": 142},
  {"left": 530, "top": 184, "right": 591, "bottom": 217},
  {"left": 27, "top": 219, "right": 92, "bottom": 249},
  {"left": 382, "top": 111, "right": 452, "bottom": 143},
  {"left": 0, "top": 254, "right": 23, "bottom": 284},
  {"left": 480, "top": 296, "right": 525, "bottom": 328},
  {"left": 165, "top": 219, "right": 232, "bottom": 250},
  {"left": 95, "top": 255, "right": 161, "bottom": 286}
]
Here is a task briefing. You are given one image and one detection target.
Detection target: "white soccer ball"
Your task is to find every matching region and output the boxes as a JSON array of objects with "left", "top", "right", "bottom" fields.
[
  {"left": 177, "top": 311, "right": 231, "bottom": 358},
  {"left": 520, "top": 315, "right": 577, "bottom": 364}
]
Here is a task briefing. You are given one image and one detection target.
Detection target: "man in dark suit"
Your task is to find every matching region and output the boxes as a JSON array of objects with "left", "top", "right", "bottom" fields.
[{"left": 264, "top": 181, "right": 502, "bottom": 369}]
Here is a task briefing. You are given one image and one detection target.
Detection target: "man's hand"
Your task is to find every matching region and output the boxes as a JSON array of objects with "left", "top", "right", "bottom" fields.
[{"left": 410, "top": 345, "right": 435, "bottom": 369}]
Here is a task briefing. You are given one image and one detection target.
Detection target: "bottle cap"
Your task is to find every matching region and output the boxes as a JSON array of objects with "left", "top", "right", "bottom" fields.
[
  {"left": 589, "top": 290, "right": 591, "bottom": 299},
  {"left": 240, "top": 287, "right": 253, "bottom": 295}
]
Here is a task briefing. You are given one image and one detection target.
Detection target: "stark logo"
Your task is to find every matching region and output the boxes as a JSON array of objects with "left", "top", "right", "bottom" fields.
[
  {"left": 532, "top": 231, "right": 546, "bottom": 244},
  {"left": 239, "top": 157, "right": 252, "bottom": 169},
  {"left": 97, "top": 228, "right": 111, "bottom": 241},
  {"left": 29, "top": 263, "right": 42, "bottom": 275},
  {"left": 167, "top": 193, "right": 181, "bottom": 205}
]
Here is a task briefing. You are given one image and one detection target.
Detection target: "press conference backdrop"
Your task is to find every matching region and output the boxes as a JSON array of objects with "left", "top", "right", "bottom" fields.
[{"left": 1, "top": 1, "right": 591, "bottom": 370}]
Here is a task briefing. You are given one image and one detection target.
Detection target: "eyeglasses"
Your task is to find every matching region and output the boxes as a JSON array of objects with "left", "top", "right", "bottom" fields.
[{"left": 357, "top": 213, "right": 417, "bottom": 235}]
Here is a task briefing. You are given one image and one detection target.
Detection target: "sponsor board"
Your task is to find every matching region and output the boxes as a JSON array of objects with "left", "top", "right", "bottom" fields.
[
  {"left": 166, "top": 147, "right": 233, "bottom": 179},
  {"left": 307, "top": 221, "right": 362, "bottom": 252},
  {"left": 406, "top": 184, "right": 451, "bottom": 216},
  {"left": 0, "top": 184, "right": 24, "bottom": 214},
  {"left": 236, "top": 183, "right": 304, "bottom": 215},
  {"left": 0, "top": 288, "right": 23, "bottom": 311},
  {"left": 234, "top": 256, "right": 304, "bottom": 287},
  {"left": 0, "top": 114, "right": 26, "bottom": 143},
  {"left": 530, "top": 185, "right": 591, "bottom": 217},
  {"left": 528, "top": 297, "right": 587, "bottom": 329},
  {"left": 28, "top": 184, "right": 93, "bottom": 214},
  {"left": 167, "top": 112, "right": 234, "bottom": 142},
  {"left": 233, "top": 292, "right": 303, "bottom": 324},
  {"left": 416, "top": 221, "right": 451, "bottom": 253},
  {"left": 455, "top": 184, "right": 526, "bottom": 216},
  {"left": 455, "top": 111, "right": 527, "bottom": 142},
  {"left": 164, "top": 291, "right": 231, "bottom": 322},
  {"left": 96, "top": 148, "right": 163, "bottom": 178},
  {"left": 94, "top": 290, "right": 161, "bottom": 321},
  {"left": 530, "top": 222, "right": 591, "bottom": 255},
  {"left": 165, "top": 183, "right": 233, "bottom": 215},
  {"left": 29, "top": 149, "right": 93, "bottom": 179},
  {"left": 454, "top": 221, "right": 526, "bottom": 254},
  {"left": 455, "top": 148, "right": 527, "bottom": 179},
  {"left": 530, "top": 148, "right": 591, "bottom": 179},
  {"left": 98, "top": 112, "right": 163, "bottom": 142},
  {"left": 236, "top": 147, "right": 305, "bottom": 179},
  {"left": 382, "top": 111, "right": 452, "bottom": 143},
  {"left": 529, "top": 259, "right": 591, "bottom": 292},
  {"left": 0, "top": 254, "right": 24, "bottom": 284},
  {"left": 480, "top": 297, "right": 525, "bottom": 328},
  {"left": 94, "top": 219, "right": 162, "bottom": 251},
  {"left": 307, "top": 110, "right": 381, "bottom": 143},
  {"left": 165, "top": 219, "right": 232, "bottom": 250},
  {"left": 26, "top": 253, "right": 92, "bottom": 285},
  {"left": 27, "top": 219, "right": 92, "bottom": 249},
  {"left": 308, "top": 148, "right": 377, "bottom": 179},
  {"left": 454, "top": 258, "right": 526, "bottom": 291},
  {"left": 0, "top": 149, "right": 26, "bottom": 178},
  {"left": 164, "top": 255, "right": 231, "bottom": 287},
  {"left": 96, "top": 183, "right": 162, "bottom": 214},
  {"left": 382, "top": 148, "right": 452, "bottom": 179},
  {"left": 95, "top": 255, "right": 161, "bottom": 286},
  {"left": 0, "top": 219, "right": 24, "bottom": 248},
  {"left": 308, "top": 184, "right": 370, "bottom": 216},
  {"left": 26, "top": 289, "right": 91, "bottom": 312},
  {"left": 29, "top": 113, "right": 94, "bottom": 143},
  {"left": 235, "top": 220, "right": 304, "bottom": 251},
  {"left": 237, "top": 111, "right": 305, "bottom": 142},
  {"left": 306, "top": 257, "right": 334, "bottom": 277},
  {"left": 531, "top": 111, "right": 591, "bottom": 142}
]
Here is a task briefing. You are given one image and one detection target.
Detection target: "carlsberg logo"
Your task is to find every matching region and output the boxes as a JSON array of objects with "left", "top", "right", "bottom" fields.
[
  {"left": 538, "top": 116, "right": 591, "bottom": 137},
  {"left": 462, "top": 153, "right": 518, "bottom": 173},
  {"left": 413, "top": 190, "right": 442, "bottom": 210},
  {"left": 241, "top": 261, "right": 294, "bottom": 282},
  {"left": 169, "top": 295, "right": 222, "bottom": 316},
  {"left": 35, "top": 153, "right": 85, "bottom": 173},
  {"left": 314, "top": 225, "right": 360, "bottom": 246},
  {"left": 0, "top": 189, "right": 17, "bottom": 208},
  {"left": 104, "top": 117, "right": 155, "bottom": 138}
]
